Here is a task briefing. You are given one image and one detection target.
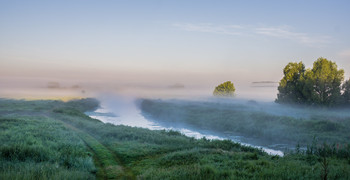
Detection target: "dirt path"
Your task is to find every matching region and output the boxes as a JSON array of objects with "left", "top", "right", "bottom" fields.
[
  {"left": 64, "top": 121, "right": 136, "bottom": 179},
  {"left": 45, "top": 112, "right": 136, "bottom": 180}
]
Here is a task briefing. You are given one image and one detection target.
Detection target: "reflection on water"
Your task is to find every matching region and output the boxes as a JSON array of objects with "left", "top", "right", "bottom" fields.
[
  {"left": 87, "top": 95, "right": 284, "bottom": 156},
  {"left": 87, "top": 101, "right": 223, "bottom": 140}
]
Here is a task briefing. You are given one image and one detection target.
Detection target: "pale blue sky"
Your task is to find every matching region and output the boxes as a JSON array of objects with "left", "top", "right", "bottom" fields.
[{"left": 1, "top": 0, "right": 350, "bottom": 86}]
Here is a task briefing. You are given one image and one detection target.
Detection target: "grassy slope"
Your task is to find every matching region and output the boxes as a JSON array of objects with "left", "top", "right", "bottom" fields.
[
  {"left": 0, "top": 98, "right": 350, "bottom": 179},
  {"left": 140, "top": 99, "right": 350, "bottom": 146},
  {"left": 0, "top": 99, "right": 96, "bottom": 179}
]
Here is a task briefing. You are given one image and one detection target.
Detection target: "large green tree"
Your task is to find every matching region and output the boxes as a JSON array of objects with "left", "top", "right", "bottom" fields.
[
  {"left": 276, "top": 62, "right": 306, "bottom": 104},
  {"left": 276, "top": 58, "right": 345, "bottom": 106},
  {"left": 301, "top": 69, "right": 316, "bottom": 104},
  {"left": 213, "top": 81, "right": 235, "bottom": 97},
  {"left": 308, "top": 58, "right": 344, "bottom": 106}
]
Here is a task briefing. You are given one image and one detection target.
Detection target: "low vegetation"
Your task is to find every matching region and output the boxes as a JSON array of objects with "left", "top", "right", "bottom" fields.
[
  {"left": 1, "top": 98, "right": 350, "bottom": 179},
  {"left": 141, "top": 99, "right": 350, "bottom": 147}
]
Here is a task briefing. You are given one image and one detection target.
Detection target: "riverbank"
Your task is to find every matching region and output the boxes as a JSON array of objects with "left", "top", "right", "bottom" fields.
[
  {"left": 87, "top": 96, "right": 284, "bottom": 156},
  {"left": 1, "top": 98, "right": 350, "bottom": 179},
  {"left": 140, "top": 98, "right": 350, "bottom": 148}
]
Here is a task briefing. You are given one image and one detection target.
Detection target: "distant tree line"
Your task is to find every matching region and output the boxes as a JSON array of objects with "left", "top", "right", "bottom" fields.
[{"left": 276, "top": 57, "right": 350, "bottom": 107}]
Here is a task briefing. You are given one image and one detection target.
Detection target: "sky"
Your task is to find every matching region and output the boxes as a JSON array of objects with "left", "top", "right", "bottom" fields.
[{"left": 1, "top": 0, "right": 350, "bottom": 89}]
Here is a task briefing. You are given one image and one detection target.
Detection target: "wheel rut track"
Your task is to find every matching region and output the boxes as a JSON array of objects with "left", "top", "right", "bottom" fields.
[{"left": 45, "top": 111, "right": 136, "bottom": 180}]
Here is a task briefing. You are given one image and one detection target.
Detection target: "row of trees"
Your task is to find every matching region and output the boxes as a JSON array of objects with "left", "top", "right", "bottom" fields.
[{"left": 276, "top": 57, "right": 350, "bottom": 106}]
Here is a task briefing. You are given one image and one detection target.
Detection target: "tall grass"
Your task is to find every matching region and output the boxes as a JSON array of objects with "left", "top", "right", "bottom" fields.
[{"left": 0, "top": 100, "right": 96, "bottom": 179}]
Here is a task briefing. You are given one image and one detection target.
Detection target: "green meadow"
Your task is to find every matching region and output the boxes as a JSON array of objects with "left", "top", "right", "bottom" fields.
[
  {"left": 141, "top": 99, "right": 350, "bottom": 147},
  {"left": 1, "top": 98, "right": 350, "bottom": 179}
]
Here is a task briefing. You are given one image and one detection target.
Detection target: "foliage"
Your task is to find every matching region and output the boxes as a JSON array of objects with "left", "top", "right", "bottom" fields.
[
  {"left": 276, "top": 58, "right": 346, "bottom": 106},
  {"left": 276, "top": 62, "right": 306, "bottom": 104},
  {"left": 309, "top": 58, "right": 344, "bottom": 106},
  {"left": 213, "top": 81, "right": 235, "bottom": 97}
]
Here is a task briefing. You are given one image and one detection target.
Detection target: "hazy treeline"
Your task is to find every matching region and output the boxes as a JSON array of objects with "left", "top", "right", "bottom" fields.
[{"left": 276, "top": 57, "right": 350, "bottom": 107}]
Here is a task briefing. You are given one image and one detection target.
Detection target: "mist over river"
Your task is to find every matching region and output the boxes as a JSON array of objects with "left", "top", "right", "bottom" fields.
[{"left": 87, "top": 93, "right": 284, "bottom": 156}]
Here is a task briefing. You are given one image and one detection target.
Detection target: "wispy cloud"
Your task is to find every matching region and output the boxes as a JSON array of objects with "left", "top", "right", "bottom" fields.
[
  {"left": 172, "top": 23, "right": 243, "bottom": 36},
  {"left": 172, "top": 23, "right": 331, "bottom": 47},
  {"left": 254, "top": 26, "right": 331, "bottom": 46}
]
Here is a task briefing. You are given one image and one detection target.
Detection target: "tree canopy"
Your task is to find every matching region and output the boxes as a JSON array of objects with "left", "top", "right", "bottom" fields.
[
  {"left": 276, "top": 62, "right": 306, "bottom": 104},
  {"left": 276, "top": 58, "right": 348, "bottom": 107},
  {"left": 309, "top": 58, "right": 344, "bottom": 106},
  {"left": 213, "top": 81, "right": 235, "bottom": 97}
]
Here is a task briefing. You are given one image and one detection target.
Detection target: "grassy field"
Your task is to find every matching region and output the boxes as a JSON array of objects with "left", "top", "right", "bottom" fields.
[
  {"left": 140, "top": 99, "right": 350, "bottom": 147},
  {"left": 1, "top": 98, "right": 350, "bottom": 179}
]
